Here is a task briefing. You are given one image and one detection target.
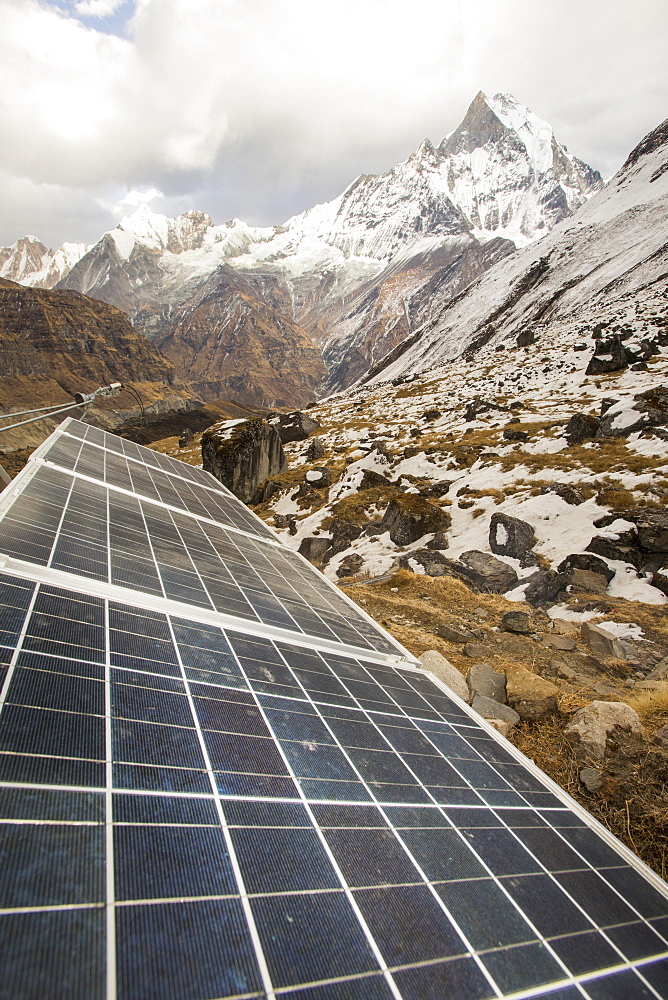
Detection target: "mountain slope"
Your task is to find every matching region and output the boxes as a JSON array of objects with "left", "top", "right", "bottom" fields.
[
  {"left": 366, "top": 117, "right": 668, "bottom": 384},
  {"left": 7, "top": 92, "right": 602, "bottom": 398}
]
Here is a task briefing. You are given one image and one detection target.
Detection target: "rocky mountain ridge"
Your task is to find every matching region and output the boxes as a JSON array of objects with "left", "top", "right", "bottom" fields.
[{"left": 0, "top": 92, "right": 602, "bottom": 403}]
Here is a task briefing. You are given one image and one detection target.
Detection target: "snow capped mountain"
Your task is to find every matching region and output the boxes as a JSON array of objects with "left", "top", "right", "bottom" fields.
[
  {"left": 5, "top": 92, "right": 606, "bottom": 403},
  {"left": 0, "top": 235, "right": 89, "bottom": 288},
  {"left": 366, "top": 116, "right": 668, "bottom": 385}
]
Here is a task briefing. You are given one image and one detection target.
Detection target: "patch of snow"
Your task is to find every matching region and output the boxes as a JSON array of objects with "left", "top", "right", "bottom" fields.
[
  {"left": 548, "top": 606, "right": 604, "bottom": 622},
  {"left": 600, "top": 622, "right": 647, "bottom": 641}
]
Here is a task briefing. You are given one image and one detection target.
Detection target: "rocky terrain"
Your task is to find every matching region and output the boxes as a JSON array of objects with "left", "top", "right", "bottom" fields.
[
  {"left": 0, "top": 277, "right": 199, "bottom": 453},
  {"left": 1, "top": 92, "right": 601, "bottom": 406}
]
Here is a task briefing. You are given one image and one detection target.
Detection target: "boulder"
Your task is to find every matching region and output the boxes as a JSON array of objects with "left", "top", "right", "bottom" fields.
[
  {"left": 329, "top": 519, "right": 363, "bottom": 557},
  {"left": 598, "top": 385, "right": 668, "bottom": 438},
  {"left": 467, "top": 664, "right": 506, "bottom": 703},
  {"left": 652, "top": 570, "right": 668, "bottom": 597},
  {"left": 542, "top": 634, "right": 576, "bottom": 651},
  {"left": 269, "top": 410, "right": 320, "bottom": 443},
  {"left": 298, "top": 536, "right": 330, "bottom": 564},
  {"left": 635, "top": 510, "right": 668, "bottom": 553},
  {"left": 178, "top": 426, "right": 194, "bottom": 447},
  {"left": 359, "top": 469, "right": 392, "bottom": 491},
  {"left": 558, "top": 553, "right": 615, "bottom": 582},
  {"left": 418, "top": 651, "right": 469, "bottom": 702},
  {"left": 541, "top": 483, "right": 585, "bottom": 506},
  {"left": 565, "top": 413, "right": 600, "bottom": 444},
  {"left": 564, "top": 701, "right": 642, "bottom": 759},
  {"left": 463, "top": 643, "right": 489, "bottom": 659},
  {"left": 505, "top": 664, "right": 559, "bottom": 720},
  {"left": 305, "top": 467, "right": 334, "bottom": 488},
  {"left": 425, "top": 531, "right": 449, "bottom": 550},
  {"left": 253, "top": 478, "right": 282, "bottom": 503},
  {"left": 458, "top": 551, "right": 519, "bottom": 593},
  {"left": 585, "top": 335, "right": 628, "bottom": 375},
  {"left": 464, "top": 398, "right": 508, "bottom": 422},
  {"left": 305, "top": 438, "right": 325, "bottom": 462},
  {"left": 523, "top": 569, "right": 569, "bottom": 606},
  {"left": 381, "top": 495, "right": 451, "bottom": 546},
  {"left": 202, "top": 418, "right": 287, "bottom": 502},
  {"left": 436, "top": 624, "right": 475, "bottom": 643},
  {"left": 581, "top": 622, "right": 626, "bottom": 659},
  {"left": 579, "top": 767, "right": 603, "bottom": 793},
  {"left": 501, "top": 610, "right": 532, "bottom": 634},
  {"left": 471, "top": 695, "right": 519, "bottom": 728},
  {"left": 489, "top": 513, "right": 536, "bottom": 564},
  {"left": 336, "top": 553, "right": 364, "bottom": 578},
  {"left": 399, "top": 550, "right": 453, "bottom": 577},
  {"left": 422, "top": 408, "right": 442, "bottom": 421},
  {"left": 503, "top": 428, "right": 528, "bottom": 442},
  {"left": 586, "top": 529, "right": 642, "bottom": 569},
  {"left": 570, "top": 569, "right": 610, "bottom": 594}
]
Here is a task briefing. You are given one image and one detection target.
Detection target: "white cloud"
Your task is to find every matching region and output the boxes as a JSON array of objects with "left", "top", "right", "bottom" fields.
[{"left": 0, "top": 0, "right": 666, "bottom": 245}]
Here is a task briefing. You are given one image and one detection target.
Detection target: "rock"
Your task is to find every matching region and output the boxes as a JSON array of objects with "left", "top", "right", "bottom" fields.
[
  {"left": 425, "top": 531, "right": 449, "bottom": 550},
  {"left": 269, "top": 410, "right": 320, "bottom": 443},
  {"left": 471, "top": 694, "right": 519, "bottom": 728},
  {"left": 653, "top": 724, "right": 668, "bottom": 748},
  {"left": 586, "top": 530, "right": 642, "bottom": 569},
  {"left": 652, "top": 570, "right": 668, "bottom": 597},
  {"left": 336, "top": 553, "right": 364, "bottom": 578},
  {"left": 458, "top": 551, "right": 519, "bottom": 593},
  {"left": 380, "top": 495, "right": 451, "bottom": 546},
  {"left": 635, "top": 510, "right": 668, "bottom": 553},
  {"left": 463, "top": 643, "right": 488, "bottom": 659},
  {"left": 542, "top": 634, "right": 576, "bottom": 651},
  {"left": 565, "top": 412, "right": 600, "bottom": 444},
  {"left": 489, "top": 513, "right": 536, "bottom": 564},
  {"left": 564, "top": 701, "right": 642, "bottom": 759},
  {"left": 422, "top": 408, "right": 442, "bottom": 421},
  {"left": 581, "top": 622, "right": 626, "bottom": 659},
  {"left": 436, "top": 624, "right": 475, "bottom": 643},
  {"left": 501, "top": 610, "right": 532, "bottom": 634},
  {"left": 585, "top": 335, "right": 628, "bottom": 375},
  {"left": 464, "top": 398, "right": 508, "bottom": 422},
  {"left": 418, "top": 651, "right": 469, "bottom": 702},
  {"left": 359, "top": 469, "right": 392, "bottom": 491},
  {"left": 599, "top": 385, "right": 668, "bottom": 438},
  {"left": 399, "top": 549, "right": 454, "bottom": 577},
  {"left": 503, "top": 428, "right": 529, "bottom": 442},
  {"left": 252, "top": 478, "right": 282, "bottom": 503},
  {"left": 541, "top": 483, "right": 585, "bottom": 505},
  {"left": 485, "top": 719, "right": 509, "bottom": 736},
  {"left": 523, "top": 569, "right": 570, "bottom": 606},
  {"left": 579, "top": 767, "right": 603, "bottom": 793},
  {"left": 557, "top": 663, "right": 577, "bottom": 681},
  {"left": 467, "top": 664, "right": 506, "bottom": 703},
  {"left": 305, "top": 467, "right": 334, "bottom": 488},
  {"left": 570, "top": 569, "right": 610, "bottom": 594},
  {"left": 329, "top": 519, "right": 363, "bottom": 557},
  {"left": 202, "top": 418, "right": 287, "bottom": 503},
  {"left": 178, "top": 426, "right": 194, "bottom": 447},
  {"left": 361, "top": 519, "right": 384, "bottom": 537},
  {"left": 298, "top": 536, "right": 330, "bottom": 564},
  {"left": 505, "top": 664, "right": 559, "bottom": 720},
  {"left": 557, "top": 553, "right": 615, "bottom": 582},
  {"left": 474, "top": 607, "right": 489, "bottom": 619},
  {"left": 647, "top": 658, "right": 668, "bottom": 682},
  {"left": 305, "top": 438, "right": 325, "bottom": 462},
  {"left": 600, "top": 398, "right": 619, "bottom": 415}
]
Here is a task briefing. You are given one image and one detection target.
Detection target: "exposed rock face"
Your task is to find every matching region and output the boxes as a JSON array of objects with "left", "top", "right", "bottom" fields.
[
  {"left": 0, "top": 277, "right": 196, "bottom": 448},
  {"left": 201, "top": 418, "right": 286, "bottom": 502},
  {"left": 270, "top": 411, "right": 320, "bottom": 443},
  {"left": 156, "top": 267, "right": 326, "bottom": 409},
  {"left": 489, "top": 513, "right": 536, "bottom": 564},
  {"left": 380, "top": 495, "right": 451, "bottom": 546},
  {"left": 564, "top": 701, "right": 643, "bottom": 759}
]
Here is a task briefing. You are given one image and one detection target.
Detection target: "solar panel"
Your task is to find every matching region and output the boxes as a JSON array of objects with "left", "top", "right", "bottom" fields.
[{"left": 1, "top": 420, "right": 667, "bottom": 1000}]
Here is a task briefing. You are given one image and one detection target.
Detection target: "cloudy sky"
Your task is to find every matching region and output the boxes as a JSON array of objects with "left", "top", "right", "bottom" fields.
[{"left": 1, "top": 0, "right": 666, "bottom": 248}]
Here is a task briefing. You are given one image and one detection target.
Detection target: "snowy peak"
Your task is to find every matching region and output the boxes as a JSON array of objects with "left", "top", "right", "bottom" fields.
[
  {"left": 0, "top": 234, "right": 89, "bottom": 288},
  {"left": 438, "top": 91, "right": 602, "bottom": 244},
  {"left": 117, "top": 205, "right": 214, "bottom": 255}
]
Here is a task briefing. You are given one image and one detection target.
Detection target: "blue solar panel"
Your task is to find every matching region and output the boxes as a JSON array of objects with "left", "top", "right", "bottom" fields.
[{"left": 0, "top": 421, "right": 667, "bottom": 1000}]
